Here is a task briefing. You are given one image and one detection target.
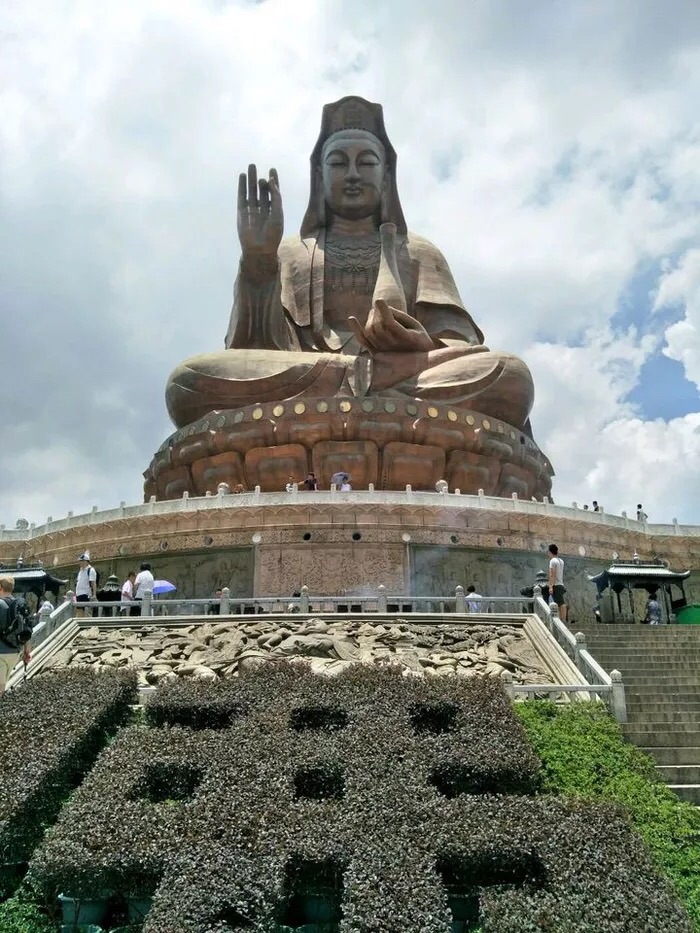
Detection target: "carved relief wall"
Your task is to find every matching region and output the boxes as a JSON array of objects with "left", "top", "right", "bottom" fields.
[
  {"left": 256, "top": 543, "right": 406, "bottom": 596},
  {"left": 89, "top": 548, "right": 255, "bottom": 600}
]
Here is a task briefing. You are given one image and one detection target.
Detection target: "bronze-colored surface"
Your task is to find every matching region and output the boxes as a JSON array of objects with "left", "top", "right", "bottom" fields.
[
  {"left": 244, "top": 443, "right": 308, "bottom": 490},
  {"left": 159, "top": 96, "right": 551, "bottom": 495},
  {"left": 144, "top": 398, "right": 553, "bottom": 497}
]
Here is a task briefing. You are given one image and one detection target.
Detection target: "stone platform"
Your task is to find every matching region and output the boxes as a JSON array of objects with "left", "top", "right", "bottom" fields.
[{"left": 143, "top": 396, "right": 554, "bottom": 500}]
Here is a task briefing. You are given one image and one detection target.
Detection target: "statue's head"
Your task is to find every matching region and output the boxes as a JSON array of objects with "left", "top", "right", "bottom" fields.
[
  {"left": 301, "top": 96, "right": 406, "bottom": 236},
  {"left": 320, "top": 128, "right": 386, "bottom": 222}
]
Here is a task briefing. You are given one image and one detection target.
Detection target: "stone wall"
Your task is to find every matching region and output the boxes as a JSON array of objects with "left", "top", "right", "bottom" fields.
[{"left": 2, "top": 496, "right": 700, "bottom": 625}]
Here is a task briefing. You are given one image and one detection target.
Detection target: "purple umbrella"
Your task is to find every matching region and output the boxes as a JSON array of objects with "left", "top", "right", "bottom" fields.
[{"left": 152, "top": 580, "right": 177, "bottom": 595}]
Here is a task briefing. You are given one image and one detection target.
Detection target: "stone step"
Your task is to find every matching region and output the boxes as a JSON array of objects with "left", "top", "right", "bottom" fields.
[
  {"left": 588, "top": 651, "right": 700, "bottom": 660},
  {"left": 627, "top": 699, "right": 700, "bottom": 710},
  {"left": 580, "top": 637, "right": 700, "bottom": 646},
  {"left": 667, "top": 784, "right": 700, "bottom": 805},
  {"left": 642, "top": 746, "right": 700, "bottom": 766},
  {"left": 600, "top": 665, "right": 700, "bottom": 674},
  {"left": 622, "top": 728, "right": 700, "bottom": 747},
  {"left": 656, "top": 765, "right": 700, "bottom": 784},
  {"left": 627, "top": 710, "right": 700, "bottom": 725},
  {"left": 617, "top": 677, "right": 700, "bottom": 686}
]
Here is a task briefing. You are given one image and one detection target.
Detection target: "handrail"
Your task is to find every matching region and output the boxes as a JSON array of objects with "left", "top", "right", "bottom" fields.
[
  {"left": 532, "top": 587, "right": 627, "bottom": 722},
  {"left": 63, "top": 589, "right": 535, "bottom": 619},
  {"left": 0, "top": 487, "right": 695, "bottom": 542}
]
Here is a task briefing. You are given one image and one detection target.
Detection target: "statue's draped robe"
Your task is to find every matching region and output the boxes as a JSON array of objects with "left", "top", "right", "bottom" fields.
[{"left": 226, "top": 230, "right": 484, "bottom": 353}]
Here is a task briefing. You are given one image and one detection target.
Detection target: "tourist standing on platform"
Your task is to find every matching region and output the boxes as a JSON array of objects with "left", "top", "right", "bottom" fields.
[
  {"left": 466, "top": 585, "right": 482, "bottom": 612},
  {"left": 0, "top": 576, "right": 32, "bottom": 694},
  {"left": 330, "top": 471, "right": 346, "bottom": 489},
  {"left": 209, "top": 588, "right": 223, "bottom": 615},
  {"left": 548, "top": 544, "right": 567, "bottom": 623},
  {"left": 636, "top": 503, "right": 648, "bottom": 522},
  {"left": 302, "top": 472, "right": 319, "bottom": 490},
  {"left": 340, "top": 474, "right": 352, "bottom": 491},
  {"left": 132, "top": 563, "right": 154, "bottom": 616},
  {"left": 75, "top": 552, "right": 97, "bottom": 617},
  {"left": 120, "top": 571, "right": 136, "bottom": 615},
  {"left": 592, "top": 500, "right": 600, "bottom": 512}
]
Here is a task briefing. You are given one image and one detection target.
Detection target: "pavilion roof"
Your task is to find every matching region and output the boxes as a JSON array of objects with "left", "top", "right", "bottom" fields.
[{"left": 589, "top": 561, "right": 690, "bottom": 590}]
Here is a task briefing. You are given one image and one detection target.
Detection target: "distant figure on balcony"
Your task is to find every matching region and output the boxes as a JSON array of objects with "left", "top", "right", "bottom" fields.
[
  {"left": 636, "top": 503, "right": 648, "bottom": 522},
  {"left": 302, "top": 472, "right": 319, "bottom": 490},
  {"left": 466, "top": 585, "right": 482, "bottom": 613},
  {"left": 133, "top": 563, "right": 154, "bottom": 617},
  {"left": 340, "top": 474, "right": 352, "bottom": 491},
  {"left": 120, "top": 571, "right": 136, "bottom": 615},
  {"left": 209, "top": 588, "right": 223, "bottom": 616}
]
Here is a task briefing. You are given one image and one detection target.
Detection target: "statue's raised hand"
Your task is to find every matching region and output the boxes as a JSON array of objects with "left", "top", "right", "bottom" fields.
[{"left": 237, "top": 164, "right": 283, "bottom": 280}]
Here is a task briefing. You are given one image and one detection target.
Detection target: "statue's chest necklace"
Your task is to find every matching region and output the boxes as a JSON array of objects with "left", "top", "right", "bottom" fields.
[{"left": 324, "top": 234, "right": 380, "bottom": 295}]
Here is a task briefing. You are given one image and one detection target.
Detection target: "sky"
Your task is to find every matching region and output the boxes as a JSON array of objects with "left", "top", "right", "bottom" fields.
[{"left": 1, "top": 0, "right": 700, "bottom": 527}]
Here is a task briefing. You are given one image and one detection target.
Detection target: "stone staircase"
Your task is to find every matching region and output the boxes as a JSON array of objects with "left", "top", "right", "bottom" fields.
[{"left": 574, "top": 624, "right": 700, "bottom": 805}]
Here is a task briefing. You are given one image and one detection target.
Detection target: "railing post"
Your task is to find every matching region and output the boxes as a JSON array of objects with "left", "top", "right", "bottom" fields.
[
  {"left": 300, "top": 585, "right": 310, "bottom": 613},
  {"left": 574, "top": 631, "right": 587, "bottom": 670},
  {"left": 377, "top": 584, "right": 387, "bottom": 613},
  {"left": 220, "top": 586, "right": 230, "bottom": 615},
  {"left": 533, "top": 584, "right": 542, "bottom": 599},
  {"left": 455, "top": 585, "right": 466, "bottom": 614},
  {"left": 610, "top": 669, "right": 627, "bottom": 723},
  {"left": 501, "top": 670, "right": 515, "bottom": 700},
  {"left": 141, "top": 588, "right": 153, "bottom": 618}
]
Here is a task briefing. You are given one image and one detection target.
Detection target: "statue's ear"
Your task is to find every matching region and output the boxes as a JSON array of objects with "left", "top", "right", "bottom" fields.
[
  {"left": 380, "top": 169, "right": 391, "bottom": 224},
  {"left": 316, "top": 167, "right": 326, "bottom": 227}
]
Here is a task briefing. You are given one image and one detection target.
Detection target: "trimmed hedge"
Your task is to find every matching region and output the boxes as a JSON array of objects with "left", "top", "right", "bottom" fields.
[
  {"left": 30, "top": 666, "right": 691, "bottom": 931},
  {"left": 0, "top": 669, "right": 136, "bottom": 893},
  {"left": 518, "top": 700, "right": 700, "bottom": 931}
]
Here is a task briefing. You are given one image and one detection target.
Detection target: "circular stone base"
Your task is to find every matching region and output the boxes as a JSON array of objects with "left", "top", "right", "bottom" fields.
[{"left": 144, "top": 397, "right": 554, "bottom": 500}]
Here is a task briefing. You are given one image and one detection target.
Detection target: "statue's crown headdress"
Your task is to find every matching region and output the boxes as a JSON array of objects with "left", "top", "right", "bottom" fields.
[{"left": 325, "top": 97, "right": 383, "bottom": 138}]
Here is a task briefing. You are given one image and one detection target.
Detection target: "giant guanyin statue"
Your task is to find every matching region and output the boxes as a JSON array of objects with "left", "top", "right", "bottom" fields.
[{"left": 146, "top": 97, "right": 553, "bottom": 499}]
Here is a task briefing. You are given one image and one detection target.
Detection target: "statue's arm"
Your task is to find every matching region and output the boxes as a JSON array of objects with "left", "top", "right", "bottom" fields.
[
  {"left": 225, "top": 260, "right": 296, "bottom": 350},
  {"left": 227, "top": 164, "right": 297, "bottom": 350}
]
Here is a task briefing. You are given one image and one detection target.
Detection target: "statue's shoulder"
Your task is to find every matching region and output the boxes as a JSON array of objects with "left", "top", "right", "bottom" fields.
[
  {"left": 403, "top": 231, "right": 448, "bottom": 262},
  {"left": 278, "top": 235, "right": 314, "bottom": 261}
]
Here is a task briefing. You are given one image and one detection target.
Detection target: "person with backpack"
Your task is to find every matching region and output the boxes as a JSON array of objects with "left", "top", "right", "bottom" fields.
[{"left": 0, "top": 576, "right": 32, "bottom": 694}]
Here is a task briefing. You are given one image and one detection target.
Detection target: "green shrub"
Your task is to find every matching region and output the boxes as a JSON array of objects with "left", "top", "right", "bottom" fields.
[
  {"left": 29, "top": 667, "right": 692, "bottom": 931},
  {"left": 518, "top": 701, "right": 700, "bottom": 930},
  {"left": 0, "top": 668, "right": 136, "bottom": 895},
  {"left": 0, "top": 893, "right": 53, "bottom": 932}
]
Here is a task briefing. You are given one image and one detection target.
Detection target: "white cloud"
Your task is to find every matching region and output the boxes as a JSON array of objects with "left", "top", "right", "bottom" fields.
[
  {"left": 1, "top": 0, "right": 700, "bottom": 525},
  {"left": 656, "top": 249, "right": 700, "bottom": 388}
]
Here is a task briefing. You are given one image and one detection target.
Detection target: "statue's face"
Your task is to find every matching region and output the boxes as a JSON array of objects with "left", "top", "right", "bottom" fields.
[{"left": 321, "top": 130, "right": 386, "bottom": 221}]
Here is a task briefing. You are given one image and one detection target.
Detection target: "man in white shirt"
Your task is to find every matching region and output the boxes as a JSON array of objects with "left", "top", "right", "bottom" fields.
[
  {"left": 121, "top": 571, "right": 136, "bottom": 615},
  {"left": 548, "top": 543, "right": 567, "bottom": 622},
  {"left": 133, "top": 563, "right": 154, "bottom": 616},
  {"left": 75, "top": 552, "right": 97, "bottom": 617},
  {"left": 466, "top": 584, "right": 482, "bottom": 613}
]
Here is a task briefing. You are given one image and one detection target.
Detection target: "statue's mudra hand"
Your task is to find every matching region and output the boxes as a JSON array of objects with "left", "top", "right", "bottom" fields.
[
  {"left": 349, "top": 300, "right": 436, "bottom": 353},
  {"left": 238, "top": 164, "right": 283, "bottom": 277}
]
